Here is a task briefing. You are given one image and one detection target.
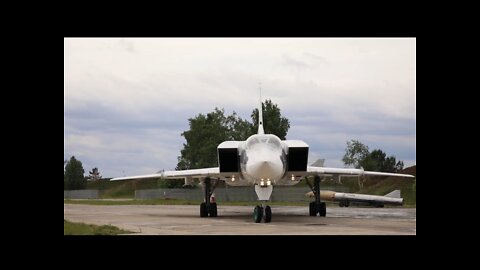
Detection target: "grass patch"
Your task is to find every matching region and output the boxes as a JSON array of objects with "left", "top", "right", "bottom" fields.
[
  {"left": 65, "top": 199, "right": 201, "bottom": 206},
  {"left": 64, "top": 219, "right": 132, "bottom": 235},
  {"left": 86, "top": 178, "right": 167, "bottom": 198},
  {"left": 64, "top": 199, "right": 314, "bottom": 206}
]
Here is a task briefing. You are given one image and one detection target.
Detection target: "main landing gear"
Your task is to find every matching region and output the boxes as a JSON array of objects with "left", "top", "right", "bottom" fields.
[
  {"left": 306, "top": 175, "right": 326, "bottom": 217},
  {"left": 253, "top": 184, "right": 273, "bottom": 223},
  {"left": 200, "top": 177, "right": 218, "bottom": 217}
]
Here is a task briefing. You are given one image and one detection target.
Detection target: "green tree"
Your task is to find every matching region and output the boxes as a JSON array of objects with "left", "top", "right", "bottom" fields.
[
  {"left": 342, "top": 140, "right": 405, "bottom": 172},
  {"left": 158, "top": 179, "right": 186, "bottom": 188},
  {"left": 64, "top": 156, "right": 86, "bottom": 190},
  {"left": 88, "top": 167, "right": 102, "bottom": 181},
  {"left": 384, "top": 156, "right": 397, "bottom": 172},
  {"left": 64, "top": 160, "right": 67, "bottom": 190},
  {"left": 342, "top": 140, "right": 370, "bottom": 169},
  {"left": 361, "top": 149, "right": 386, "bottom": 171},
  {"left": 226, "top": 112, "right": 253, "bottom": 141},
  {"left": 251, "top": 99, "right": 290, "bottom": 139},
  {"left": 363, "top": 149, "right": 403, "bottom": 172},
  {"left": 176, "top": 108, "right": 235, "bottom": 170},
  {"left": 395, "top": 160, "right": 404, "bottom": 171}
]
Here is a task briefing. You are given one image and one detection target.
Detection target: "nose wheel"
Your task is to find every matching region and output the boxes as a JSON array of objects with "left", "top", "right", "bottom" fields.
[
  {"left": 253, "top": 205, "right": 263, "bottom": 223},
  {"left": 253, "top": 204, "right": 272, "bottom": 223},
  {"left": 253, "top": 184, "right": 274, "bottom": 223},
  {"left": 264, "top": 205, "right": 272, "bottom": 222}
]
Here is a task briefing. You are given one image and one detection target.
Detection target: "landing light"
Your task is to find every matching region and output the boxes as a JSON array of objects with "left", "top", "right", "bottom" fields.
[
  {"left": 260, "top": 178, "right": 265, "bottom": 186},
  {"left": 267, "top": 179, "right": 271, "bottom": 186},
  {"left": 291, "top": 174, "right": 295, "bottom": 181},
  {"left": 231, "top": 175, "right": 235, "bottom": 182}
]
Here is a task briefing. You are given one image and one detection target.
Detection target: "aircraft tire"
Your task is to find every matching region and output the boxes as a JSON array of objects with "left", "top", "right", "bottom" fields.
[
  {"left": 209, "top": 203, "right": 218, "bottom": 217},
  {"left": 200, "top": 203, "right": 208, "bottom": 217},
  {"left": 320, "top": 202, "right": 326, "bottom": 217},
  {"left": 264, "top": 205, "right": 272, "bottom": 223},
  {"left": 253, "top": 205, "right": 263, "bottom": 223},
  {"left": 309, "top": 202, "right": 316, "bottom": 216}
]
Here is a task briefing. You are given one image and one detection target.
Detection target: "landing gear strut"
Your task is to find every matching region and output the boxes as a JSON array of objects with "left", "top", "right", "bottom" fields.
[
  {"left": 307, "top": 175, "right": 326, "bottom": 217},
  {"left": 200, "top": 177, "right": 218, "bottom": 217}
]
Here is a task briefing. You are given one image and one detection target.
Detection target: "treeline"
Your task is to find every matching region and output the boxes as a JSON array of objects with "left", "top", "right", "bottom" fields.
[{"left": 342, "top": 140, "right": 404, "bottom": 172}]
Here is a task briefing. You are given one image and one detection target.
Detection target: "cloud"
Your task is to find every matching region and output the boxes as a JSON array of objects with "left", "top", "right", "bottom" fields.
[
  {"left": 119, "top": 38, "right": 135, "bottom": 52},
  {"left": 303, "top": 52, "right": 330, "bottom": 66},
  {"left": 282, "top": 54, "right": 311, "bottom": 69}
]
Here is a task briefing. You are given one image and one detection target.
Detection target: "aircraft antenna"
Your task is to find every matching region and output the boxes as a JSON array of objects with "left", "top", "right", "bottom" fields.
[{"left": 258, "top": 82, "right": 264, "bottom": 134}]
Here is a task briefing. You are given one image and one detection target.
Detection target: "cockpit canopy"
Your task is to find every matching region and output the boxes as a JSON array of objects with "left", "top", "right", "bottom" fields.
[{"left": 246, "top": 134, "right": 282, "bottom": 149}]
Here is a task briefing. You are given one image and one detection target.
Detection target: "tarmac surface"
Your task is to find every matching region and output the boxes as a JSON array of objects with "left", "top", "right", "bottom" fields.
[{"left": 64, "top": 204, "right": 416, "bottom": 235}]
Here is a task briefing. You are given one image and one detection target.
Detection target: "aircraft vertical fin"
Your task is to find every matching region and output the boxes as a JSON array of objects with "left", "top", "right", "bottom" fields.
[
  {"left": 258, "top": 82, "right": 264, "bottom": 135},
  {"left": 385, "top": 190, "right": 401, "bottom": 198}
]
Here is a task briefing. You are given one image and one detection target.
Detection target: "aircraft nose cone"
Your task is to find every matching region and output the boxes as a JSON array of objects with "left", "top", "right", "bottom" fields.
[{"left": 247, "top": 159, "right": 283, "bottom": 180}]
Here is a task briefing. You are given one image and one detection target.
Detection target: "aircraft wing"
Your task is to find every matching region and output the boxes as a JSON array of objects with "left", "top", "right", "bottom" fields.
[
  {"left": 111, "top": 167, "right": 221, "bottom": 181},
  {"left": 306, "top": 166, "right": 415, "bottom": 178}
]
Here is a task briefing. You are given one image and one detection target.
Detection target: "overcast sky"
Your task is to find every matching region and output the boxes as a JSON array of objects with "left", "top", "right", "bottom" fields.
[{"left": 64, "top": 38, "right": 416, "bottom": 178}]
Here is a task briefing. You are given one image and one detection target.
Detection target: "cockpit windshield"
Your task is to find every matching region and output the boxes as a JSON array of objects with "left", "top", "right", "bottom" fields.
[{"left": 246, "top": 134, "right": 281, "bottom": 149}]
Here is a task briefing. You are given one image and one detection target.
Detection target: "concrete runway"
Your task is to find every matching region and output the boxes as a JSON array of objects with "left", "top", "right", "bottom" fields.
[{"left": 64, "top": 204, "right": 416, "bottom": 235}]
